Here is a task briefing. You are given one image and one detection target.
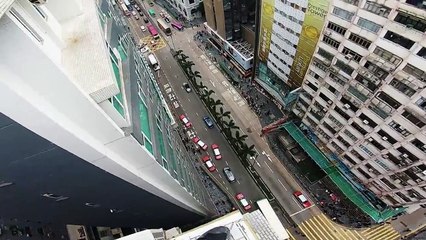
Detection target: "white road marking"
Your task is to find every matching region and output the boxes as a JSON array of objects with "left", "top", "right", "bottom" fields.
[
  {"left": 209, "top": 79, "right": 216, "bottom": 87},
  {"left": 188, "top": 98, "right": 191, "bottom": 102},
  {"left": 205, "top": 127, "right": 208, "bottom": 132},
  {"left": 195, "top": 112, "right": 199, "bottom": 116},
  {"left": 225, "top": 160, "right": 229, "bottom": 165},
  {"left": 277, "top": 179, "right": 288, "bottom": 191},
  {"left": 256, "top": 161, "right": 261, "bottom": 167},
  {"left": 265, "top": 162, "right": 274, "bottom": 173},
  {"left": 236, "top": 180, "right": 241, "bottom": 185},
  {"left": 218, "top": 174, "right": 222, "bottom": 179},
  {"left": 289, "top": 204, "right": 315, "bottom": 217}
]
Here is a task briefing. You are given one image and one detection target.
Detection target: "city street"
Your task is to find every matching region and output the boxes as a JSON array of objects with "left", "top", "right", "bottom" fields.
[{"left": 124, "top": 1, "right": 266, "bottom": 213}]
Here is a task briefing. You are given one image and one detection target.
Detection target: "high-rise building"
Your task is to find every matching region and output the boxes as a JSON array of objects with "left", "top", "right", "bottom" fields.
[
  {"left": 253, "top": 0, "right": 426, "bottom": 213},
  {"left": 166, "top": 0, "right": 203, "bottom": 21},
  {"left": 0, "top": 0, "right": 214, "bottom": 228},
  {"left": 202, "top": 0, "right": 256, "bottom": 77}
]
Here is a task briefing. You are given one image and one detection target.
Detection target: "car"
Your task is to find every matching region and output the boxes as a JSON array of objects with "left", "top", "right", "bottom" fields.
[
  {"left": 179, "top": 114, "right": 192, "bottom": 128},
  {"left": 203, "top": 116, "right": 214, "bottom": 128},
  {"left": 139, "top": 11, "right": 144, "bottom": 16},
  {"left": 149, "top": 1, "right": 154, "bottom": 6},
  {"left": 183, "top": 83, "right": 191, "bottom": 93},
  {"left": 140, "top": 25, "right": 147, "bottom": 32},
  {"left": 141, "top": 46, "right": 150, "bottom": 53},
  {"left": 160, "top": 12, "right": 165, "bottom": 18},
  {"left": 223, "top": 167, "right": 235, "bottom": 182},
  {"left": 202, "top": 156, "right": 216, "bottom": 172},
  {"left": 164, "top": 17, "right": 170, "bottom": 23},
  {"left": 192, "top": 137, "right": 208, "bottom": 150},
  {"left": 143, "top": 17, "right": 149, "bottom": 23},
  {"left": 236, "top": 193, "right": 252, "bottom": 211},
  {"left": 186, "top": 129, "right": 196, "bottom": 140},
  {"left": 133, "top": 4, "right": 141, "bottom": 11},
  {"left": 132, "top": 10, "right": 137, "bottom": 16},
  {"left": 211, "top": 144, "right": 222, "bottom": 160},
  {"left": 134, "top": 14, "right": 140, "bottom": 20},
  {"left": 293, "top": 191, "right": 312, "bottom": 208}
]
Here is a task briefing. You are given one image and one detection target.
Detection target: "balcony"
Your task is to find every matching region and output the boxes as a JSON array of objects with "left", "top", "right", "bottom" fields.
[
  {"left": 347, "top": 84, "right": 370, "bottom": 102},
  {"left": 365, "top": 54, "right": 397, "bottom": 72},
  {"left": 383, "top": 31, "right": 415, "bottom": 50}
]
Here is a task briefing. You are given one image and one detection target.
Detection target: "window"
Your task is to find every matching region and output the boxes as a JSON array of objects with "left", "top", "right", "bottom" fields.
[
  {"left": 337, "top": 136, "right": 351, "bottom": 147},
  {"left": 343, "top": 154, "right": 357, "bottom": 165},
  {"left": 357, "top": 168, "right": 372, "bottom": 179},
  {"left": 324, "top": 122, "right": 337, "bottom": 134},
  {"left": 189, "top": 0, "right": 195, "bottom": 3},
  {"left": 416, "top": 97, "right": 426, "bottom": 111},
  {"left": 377, "top": 129, "right": 397, "bottom": 144},
  {"left": 401, "top": 110, "right": 426, "bottom": 128},
  {"left": 306, "top": 81, "right": 318, "bottom": 91},
  {"left": 373, "top": 47, "right": 402, "bottom": 65},
  {"left": 389, "top": 120, "right": 411, "bottom": 137},
  {"left": 364, "top": 61, "right": 389, "bottom": 80},
  {"left": 342, "top": 47, "right": 362, "bottom": 62},
  {"left": 363, "top": 2, "right": 390, "bottom": 17},
  {"left": 376, "top": 91, "right": 401, "bottom": 109},
  {"left": 418, "top": 48, "right": 426, "bottom": 59},
  {"left": 341, "top": 0, "right": 359, "bottom": 6},
  {"left": 9, "top": 8, "right": 43, "bottom": 43},
  {"left": 335, "top": 60, "right": 354, "bottom": 75},
  {"left": 334, "top": 106, "right": 350, "bottom": 120},
  {"left": 360, "top": 113, "right": 377, "bottom": 127},
  {"left": 322, "top": 35, "right": 340, "bottom": 49},
  {"left": 344, "top": 129, "right": 358, "bottom": 141},
  {"left": 327, "top": 22, "right": 347, "bottom": 35},
  {"left": 396, "top": 192, "right": 411, "bottom": 202},
  {"left": 357, "top": 17, "right": 382, "bottom": 32},
  {"left": 411, "top": 139, "right": 426, "bottom": 153},
  {"left": 389, "top": 79, "right": 416, "bottom": 97},
  {"left": 370, "top": 138, "right": 385, "bottom": 150},
  {"left": 381, "top": 178, "right": 397, "bottom": 190},
  {"left": 348, "top": 33, "right": 372, "bottom": 49},
  {"left": 384, "top": 31, "right": 415, "bottom": 49},
  {"left": 394, "top": 12, "right": 426, "bottom": 32},
  {"left": 333, "top": 7, "right": 354, "bottom": 21},
  {"left": 351, "top": 149, "right": 366, "bottom": 160},
  {"left": 403, "top": 64, "right": 426, "bottom": 82},
  {"left": 317, "top": 48, "right": 334, "bottom": 60}
]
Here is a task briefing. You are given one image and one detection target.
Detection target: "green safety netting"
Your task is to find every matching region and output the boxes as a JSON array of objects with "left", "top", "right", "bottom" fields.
[{"left": 283, "top": 122, "right": 403, "bottom": 222}]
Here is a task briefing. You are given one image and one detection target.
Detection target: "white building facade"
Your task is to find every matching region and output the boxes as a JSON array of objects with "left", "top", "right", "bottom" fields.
[
  {"left": 292, "top": 0, "right": 426, "bottom": 213},
  {"left": 0, "top": 0, "right": 213, "bottom": 222}
]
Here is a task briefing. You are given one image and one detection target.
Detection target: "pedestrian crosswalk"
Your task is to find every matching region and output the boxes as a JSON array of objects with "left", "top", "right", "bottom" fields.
[{"left": 296, "top": 213, "right": 400, "bottom": 240}]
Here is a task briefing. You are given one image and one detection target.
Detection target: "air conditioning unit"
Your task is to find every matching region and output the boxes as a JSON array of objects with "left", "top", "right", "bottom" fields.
[
  {"left": 368, "top": 137, "right": 374, "bottom": 142},
  {"left": 327, "top": 100, "right": 333, "bottom": 104},
  {"left": 382, "top": 136, "right": 388, "bottom": 141},
  {"left": 345, "top": 54, "right": 354, "bottom": 60},
  {"left": 401, "top": 153, "right": 409, "bottom": 158},
  {"left": 344, "top": 104, "right": 351, "bottom": 109},
  {"left": 416, "top": 178, "right": 423, "bottom": 183},
  {"left": 394, "top": 179, "right": 401, "bottom": 184},
  {"left": 330, "top": 68, "right": 338, "bottom": 74},
  {"left": 363, "top": 120, "right": 369, "bottom": 125},
  {"left": 382, "top": 154, "right": 388, "bottom": 158},
  {"left": 324, "top": 30, "right": 332, "bottom": 36},
  {"left": 368, "top": 168, "right": 374, "bottom": 172}
]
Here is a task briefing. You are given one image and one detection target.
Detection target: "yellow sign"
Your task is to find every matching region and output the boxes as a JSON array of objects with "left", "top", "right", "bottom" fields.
[
  {"left": 258, "top": 0, "right": 274, "bottom": 62},
  {"left": 288, "top": 0, "right": 330, "bottom": 89}
]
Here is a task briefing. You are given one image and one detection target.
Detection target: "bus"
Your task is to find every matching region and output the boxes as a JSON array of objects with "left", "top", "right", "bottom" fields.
[
  {"left": 123, "top": 0, "right": 133, "bottom": 10},
  {"left": 157, "top": 18, "right": 171, "bottom": 35},
  {"left": 148, "top": 9, "right": 156, "bottom": 17},
  {"left": 148, "top": 53, "right": 160, "bottom": 71},
  {"left": 120, "top": 3, "right": 131, "bottom": 16},
  {"left": 171, "top": 21, "right": 184, "bottom": 31},
  {"left": 147, "top": 24, "right": 159, "bottom": 39}
]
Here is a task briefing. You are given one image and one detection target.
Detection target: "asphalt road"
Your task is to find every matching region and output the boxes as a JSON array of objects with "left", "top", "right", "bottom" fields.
[
  {"left": 123, "top": 0, "right": 320, "bottom": 223},
  {"left": 124, "top": 1, "right": 266, "bottom": 213}
]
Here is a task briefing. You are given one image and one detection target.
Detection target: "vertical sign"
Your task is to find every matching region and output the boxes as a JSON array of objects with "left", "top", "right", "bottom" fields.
[
  {"left": 288, "top": 0, "right": 330, "bottom": 89},
  {"left": 258, "top": 0, "right": 274, "bottom": 62}
]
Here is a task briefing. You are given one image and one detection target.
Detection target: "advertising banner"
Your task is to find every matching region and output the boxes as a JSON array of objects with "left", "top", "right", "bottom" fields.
[
  {"left": 258, "top": 0, "right": 275, "bottom": 62},
  {"left": 288, "top": 0, "right": 330, "bottom": 89}
]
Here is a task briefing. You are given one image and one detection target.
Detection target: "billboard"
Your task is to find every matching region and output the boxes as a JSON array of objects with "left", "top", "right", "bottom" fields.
[
  {"left": 287, "top": 0, "right": 330, "bottom": 89},
  {"left": 258, "top": 0, "right": 275, "bottom": 62}
]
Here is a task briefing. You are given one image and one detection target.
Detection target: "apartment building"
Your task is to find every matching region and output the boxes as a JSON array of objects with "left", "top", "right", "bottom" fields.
[
  {"left": 0, "top": 0, "right": 213, "bottom": 227},
  {"left": 168, "top": 0, "right": 202, "bottom": 21},
  {"left": 292, "top": 0, "right": 426, "bottom": 213},
  {"left": 202, "top": 0, "right": 256, "bottom": 77}
]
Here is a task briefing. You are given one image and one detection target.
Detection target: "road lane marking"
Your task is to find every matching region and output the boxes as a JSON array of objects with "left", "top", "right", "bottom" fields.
[
  {"left": 265, "top": 162, "right": 274, "bottom": 173},
  {"left": 256, "top": 161, "right": 261, "bottom": 167},
  {"left": 218, "top": 174, "right": 222, "bottom": 178},
  {"left": 188, "top": 98, "right": 191, "bottom": 102},
  {"left": 277, "top": 179, "right": 287, "bottom": 191},
  {"left": 195, "top": 112, "right": 199, "bottom": 116},
  {"left": 289, "top": 204, "right": 315, "bottom": 217},
  {"left": 225, "top": 160, "right": 229, "bottom": 165},
  {"left": 236, "top": 180, "right": 241, "bottom": 185},
  {"left": 205, "top": 127, "right": 208, "bottom": 132},
  {"left": 209, "top": 79, "right": 215, "bottom": 87}
]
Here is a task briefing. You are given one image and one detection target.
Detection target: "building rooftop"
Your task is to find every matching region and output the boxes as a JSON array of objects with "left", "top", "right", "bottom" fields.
[
  {"left": 230, "top": 39, "right": 254, "bottom": 59},
  {"left": 61, "top": 0, "right": 118, "bottom": 103}
]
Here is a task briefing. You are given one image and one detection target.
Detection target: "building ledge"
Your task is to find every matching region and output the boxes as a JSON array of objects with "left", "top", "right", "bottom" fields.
[{"left": 61, "top": 0, "right": 118, "bottom": 103}]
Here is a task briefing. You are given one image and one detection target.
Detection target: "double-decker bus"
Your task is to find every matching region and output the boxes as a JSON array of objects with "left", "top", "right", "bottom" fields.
[
  {"left": 120, "top": 3, "right": 131, "bottom": 16},
  {"left": 157, "top": 18, "right": 171, "bottom": 35},
  {"left": 147, "top": 24, "right": 159, "bottom": 40}
]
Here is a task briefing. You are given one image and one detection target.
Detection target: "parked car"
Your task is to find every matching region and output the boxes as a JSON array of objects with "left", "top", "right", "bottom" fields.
[
  {"left": 140, "top": 25, "right": 146, "bottom": 32},
  {"left": 186, "top": 129, "right": 196, "bottom": 140},
  {"left": 236, "top": 193, "right": 251, "bottom": 211},
  {"left": 138, "top": 11, "right": 144, "bottom": 17},
  {"left": 183, "top": 83, "right": 191, "bottom": 93},
  {"left": 164, "top": 17, "right": 170, "bottom": 23},
  {"left": 202, "top": 156, "right": 216, "bottom": 172},
  {"left": 223, "top": 167, "right": 235, "bottom": 182},
  {"left": 140, "top": 46, "right": 150, "bottom": 53},
  {"left": 134, "top": 14, "right": 140, "bottom": 20},
  {"left": 143, "top": 17, "right": 149, "bottom": 23},
  {"left": 149, "top": 1, "right": 154, "bottom": 6},
  {"left": 192, "top": 137, "right": 208, "bottom": 150},
  {"left": 133, "top": 4, "right": 141, "bottom": 11},
  {"left": 293, "top": 191, "right": 312, "bottom": 208},
  {"left": 211, "top": 144, "right": 222, "bottom": 160},
  {"left": 179, "top": 114, "right": 192, "bottom": 128},
  {"left": 203, "top": 116, "right": 214, "bottom": 128}
]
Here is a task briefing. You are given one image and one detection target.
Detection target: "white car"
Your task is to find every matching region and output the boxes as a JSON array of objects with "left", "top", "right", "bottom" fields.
[
  {"left": 141, "top": 47, "right": 150, "bottom": 53},
  {"left": 192, "top": 137, "right": 208, "bottom": 150},
  {"left": 140, "top": 25, "right": 146, "bottom": 32}
]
